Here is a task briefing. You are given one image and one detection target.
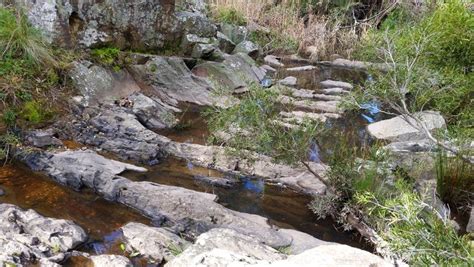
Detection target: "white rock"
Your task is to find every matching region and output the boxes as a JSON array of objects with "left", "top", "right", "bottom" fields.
[
  {"left": 91, "top": 255, "right": 132, "bottom": 267},
  {"left": 286, "top": 65, "right": 316, "bottom": 72},
  {"left": 320, "top": 80, "right": 353, "bottom": 90},
  {"left": 367, "top": 111, "right": 446, "bottom": 142}
]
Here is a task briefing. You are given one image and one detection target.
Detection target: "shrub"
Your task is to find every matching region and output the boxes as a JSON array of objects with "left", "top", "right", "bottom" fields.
[
  {"left": 0, "top": 7, "right": 56, "bottom": 66},
  {"left": 91, "top": 47, "right": 121, "bottom": 66},
  {"left": 356, "top": 180, "right": 473, "bottom": 265},
  {"left": 214, "top": 7, "right": 247, "bottom": 26}
]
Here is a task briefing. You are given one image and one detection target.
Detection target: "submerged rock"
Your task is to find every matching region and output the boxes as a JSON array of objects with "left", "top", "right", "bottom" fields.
[
  {"left": 0, "top": 204, "right": 87, "bottom": 266},
  {"left": 90, "top": 255, "right": 132, "bottom": 267},
  {"left": 367, "top": 111, "right": 446, "bottom": 142}
]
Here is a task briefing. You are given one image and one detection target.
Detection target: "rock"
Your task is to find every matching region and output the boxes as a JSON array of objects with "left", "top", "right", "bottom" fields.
[
  {"left": 384, "top": 139, "right": 437, "bottom": 153},
  {"left": 90, "top": 255, "right": 132, "bottom": 267},
  {"left": 0, "top": 204, "right": 87, "bottom": 266},
  {"left": 467, "top": 208, "right": 474, "bottom": 233},
  {"left": 191, "top": 43, "right": 216, "bottom": 59},
  {"left": 26, "top": 149, "right": 311, "bottom": 248},
  {"left": 176, "top": 11, "right": 217, "bottom": 38},
  {"left": 180, "top": 34, "right": 212, "bottom": 55},
  {"left": 280, "top": 111, "right": 337, "bottom": 124},
  {"left": 277, "top": 229, "right": 329, "bottom": 254},
  {"left": 69, "top": 61, "right": 140, "bottom": 106},
  {"left": 25, "top": 129, "right": 62, "bottom": 148},
  {"left": 320, "top": 87, "right": 350, "bottom": 95},
  {"left": 165, "top": 228, "right": 285, "bottom": 267},
  {"left": 232, "top": 41, "right": 261, "bottom": 60},
  {"left": 129, "top": 55, "right": 234, "bottom": 108},
  {"left": 261, "top": 64, "right": 277, "bottom": 75},
  {"left": 193, "top": 175, "right": 237, "bottom": 188},
  {"left": 260, "top": 244, "right": 392, "bottom": 267},
  {"left": 278, "top": 76, "right": 297, "bottom": 87},
  {"left": 320, "top": 80, "right": 353, "bottom": 90},
  {"left": 278, "top": 96, "right": 342, "bottom": 114},
  {"left": 220, "top": 23, "right": 249, "bottom": 44},
  {"left": 8, "top": 0, "right": 184, "bottom": 50},
  {"left": 286, "top": 66, "right": 317, "bottom": 72},
  {"left": 264, "top": 55, "right": 284, "bottom": 68},
  {"left": 0, "top": 187, "right": 5, "bottom": 196},
  {"left": 216, "top": 31, "right": 236, "bottom": 54},
  {"left": 176, "top": 0, "right": 208, "bottom": 14},
  {"left": 121, "top": 222, "right": 190, "bottom": 262},
  {"left": 280, "top": 87, "right": 342, "bottom": 102},
  {"left": 367, "top": 111, "right": 446, "bottom": 142},
  {"left": 128, "top": 92, "right": 179, "bottom": 130},
  {"left": 320, "top": 58, "right": 388, "bottom": 72},
  {"left": 192, "top": 53, "right": 263, "bottom": 92}
]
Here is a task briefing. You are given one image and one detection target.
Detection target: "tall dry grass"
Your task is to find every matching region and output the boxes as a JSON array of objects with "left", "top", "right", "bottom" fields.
[{"left": 208, "top": 0, "right": 360, "bottom": 59}]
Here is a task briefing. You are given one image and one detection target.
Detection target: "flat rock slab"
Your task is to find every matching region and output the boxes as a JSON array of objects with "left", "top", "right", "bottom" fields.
[
  {"left": 278, "top": 76, "right": 297, "bottom": 87},
  {"left": 367, "top": 111, "right": 446, "bottom": 142},
  {"left": 122, "top": 222, "right": 190, "bottom": 262},
  {"left": 285, "top": 65, "right": 317, "bottom": 72},
  {"left": 282, "top": 87, "right": 342, "bottom": 102},
  {"left": 320, "top": 80, "right": 353, "bottom": 90},
  {"left": 0, "top": 204, "right": 87, "bottom": 266},
  {"left": 264, "top": 55, "right": 284, "bottom": 68},
  {"left": 165, "top": 228, "right": 285, "bottom": 267},
  {"left": 278, "top": 96, "right": 342, "bottom": 114},
  {"left": 90, "top": 255, "right": 132, "bottom": 267}
]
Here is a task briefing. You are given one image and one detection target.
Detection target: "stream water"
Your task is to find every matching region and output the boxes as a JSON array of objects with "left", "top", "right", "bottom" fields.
[{"left": 0, "top": 63, "right": 377, "bottom": 264}]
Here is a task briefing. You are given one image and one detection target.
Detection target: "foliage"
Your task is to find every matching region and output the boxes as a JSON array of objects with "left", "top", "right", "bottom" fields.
[
  {"left": 0, "top": 7, "right": 56, "bottom": 66},
  {"left": 91, "top": 47, "right": 121, "bottom": 70},
  {"left": 351, "top": 0, "right": 474, "bottom": 139},
  {"left": 214, "top": 6, "right": 247, "bottom": 26},
  {"left": 0, "top": 133, "right": 20, "bottom": 163},
  {"left": 356, "top": 180, "right": 473, "bottom": 265},
  {"left": 436, "top": 150, "right": 474, "bottom": 212},
  {"left": 205, "top": 84, "right": 322, "bottom": 166},
  {"left": 0, "top": 8, "right": 70, "bottom": 128},
  {"left": 249, "top": 30, "right": 299, "bottom": 54}
]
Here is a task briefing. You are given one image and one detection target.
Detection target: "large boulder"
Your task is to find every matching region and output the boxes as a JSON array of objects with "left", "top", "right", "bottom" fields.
[
  {"left": 129, "top": 55, "right": 234, "bottom": 107},
  {"left": 367, "top": 111, "right": 446, "bottom": 142},
  {"left": 4, "top": 0, "right": 182, "bottom": 50},
  {"left": 69, "top": 61, "right": 141, "bottom": 106},
  {"left": 121, "top": 223, "right": 190, "bottom": 262},
  {"left": 165, "top": 228, "right": 285, "bottom": 267},
  {"left": 219, "top": 23, "right": 249, "bottom": 44},
  {"left": 232, "top": 40, "right": 261, "bottom": 60},
  {"left": 0, "top": 204, "right": 87, "bottom": 266}
]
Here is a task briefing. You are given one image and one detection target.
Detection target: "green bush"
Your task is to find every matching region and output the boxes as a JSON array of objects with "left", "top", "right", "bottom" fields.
[
  {"left": 356, "top": 180, "right": 473, "bottom": 265},
  {"left": 91, "top": 47, "right": 121, "bottom": 66},
  {"left": 205, "top": 84, "right": 321, "bottom": 165},
  {"left": 214, "top": 7, "right": 247, "bottom": 26},
  {"left": 0, "top": 7, "right": 56, "bottom": 66},
  {"left": 21, "top": 100, "right": 49, "bottom": 124}
]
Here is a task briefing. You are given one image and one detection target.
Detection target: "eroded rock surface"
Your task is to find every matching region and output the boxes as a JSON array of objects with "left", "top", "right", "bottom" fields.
[
  {"left": 367, "top": 111, "right": 446, "bottom": 142},
  {"left": 0, "top": 204, "right": 87, "bottom": 266}
]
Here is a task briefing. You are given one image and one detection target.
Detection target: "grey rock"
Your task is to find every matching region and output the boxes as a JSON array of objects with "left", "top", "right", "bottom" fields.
[
  {"left": 128, "top": 92, "right": 178, "bottom": 130},
  {"left": 191, "top": 43, "right": 216, "bottom": 59},
  {"left": 26, "top": 129, "right": 62, "bottom": 148},
  {"left": 122, "top": 222, "right": 190, "bottom": 262},
  {"left": 261, "top": 64, "right": 277, "bottom": 75},
  {"left": 320, "top": 58, "right": 389, "bottom": 72},
  {"left": 278, "top": 76, "right": 297, "bottom": 87},
  {"left": 384, "top": 139, "right": 437, "bottom": 153},
  {"left": 192, "top": 53, "right": 263, "bottom": 92},
  {"left": 232, "top": 41, "right": 261, "bottom": 60},
  {"left": 0, "top": 187, "right": 5, "bottom": 196},
  {"left": 90, "top": 255, "right": 132, "bottom": 267},
  {"left": 467, "top": 208, "right": 474, "bottom": 233},
  {"left": 277, "top": 229, "right": 329, "bottom": 254},
  {"left": 8, "top": 0, "right": 183, "bottom": 50},
  {"left": 176, "top": 0, "right": 208, "bottom": 14},
  {"left": 216, "top": 31, "right": 236, "bottom": 54},
  {"left": 166, "top": 228, "right": 285, "bottom": 267},
  {"left": 193, "top": 175, "right": 237, "bottom": 188},
  {"left": 367, "top": 111, "right": 446, "bottom": 142},
  {"left": 286, "top": 65, "right": 316, "bottom": 72},
  {"left": 129, "top": 55, "right": 234, "bottom": 108},
  {"left": 220, "top": 23, "right": 249, "bottom": 44},
  {"left": 176, "top": 11, "right": 217, "bottom": 38},
  {"left": 0, "top": 204, "right": 87, "bottom": 266},
  {"left": 69, "top": 61, "right": 140, "bottom": 106},
  {"left": 259, "top": 244, "right": 392, "bottom": 267},
  {"left": 278, "top": 96, "right": 342, "bottom": 114},
  {"left": 320, "top": 80, "right": 353, "bottom": 90},
  {"left": 264, "top": 55, "right": 284, "bottom": 68},
  {"left": 180, "top": 34, "right": 212, "bottom": 55},
  {"left": 320, "top": 87, "right": 350, "bottom": 95}
]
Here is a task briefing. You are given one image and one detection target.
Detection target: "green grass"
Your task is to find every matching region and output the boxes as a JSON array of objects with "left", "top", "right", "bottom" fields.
[
  {"left": 91, "top": 47, "right": 121, "bottom": 66},
  {"left": 214, "top": 7, "right": 247, "bottom": 26}
]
